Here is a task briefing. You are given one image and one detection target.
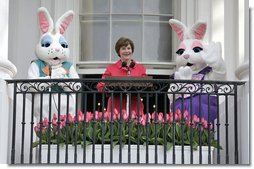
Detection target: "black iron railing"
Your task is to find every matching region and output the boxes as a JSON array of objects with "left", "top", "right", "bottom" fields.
[{"left": 6, "top": 78, "right": 245, "bottom": 164}]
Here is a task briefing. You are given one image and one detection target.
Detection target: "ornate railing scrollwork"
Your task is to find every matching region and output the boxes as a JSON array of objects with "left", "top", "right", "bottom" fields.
[{"left": 6, "top": 78, "right": 244, "bottom": 96}]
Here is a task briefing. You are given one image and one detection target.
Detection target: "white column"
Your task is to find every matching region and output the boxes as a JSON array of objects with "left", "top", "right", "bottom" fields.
[
  {"left": 0, "top": 0, "right": 17, "bottom": 164},
  {"left": 234, "top": 0, "right": 251, "bottom": 164},
  {"left": 0, "top": 0, "right": 17, "bottom": 78}
]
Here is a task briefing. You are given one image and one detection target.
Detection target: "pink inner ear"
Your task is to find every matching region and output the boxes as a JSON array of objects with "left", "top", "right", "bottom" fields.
[
  {"left": 171, "top": 24, "right": 184, "bottom": 41},
  {"left": 194, "top": 24, "right": 206, "bottom": 40},
  {"left": 59, "top": 15, "right": 73, "bottom": 34},
  {"left": 38, "top": 12, "right": 49, "bottom": 33}
]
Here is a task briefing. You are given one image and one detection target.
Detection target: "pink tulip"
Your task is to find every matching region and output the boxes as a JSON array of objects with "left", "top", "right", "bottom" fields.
[
  {"left": 192, "top": 114, "right": 199, "bottom": 124},
  {"left": 58, "top": 114, "right": 66, "bottom": 129},
  {"left": 201, "top": 118, "right": 208, "bottom": 129},
  {"left": 103, "top": 111, "right": 111, "bottom": 121},
  {"left": 167, "top": 113, "right": 173, "bottom": 124},
  {"left": 42, "top": 117, "right": 49, "bottom": 127},
  {"left": 140, "top": 113, "right": 151, "bottom": 125},
  {"left": 95, "top": 111, "right": 102, "bottom": 120},
  {"left": 176, "top": 113, "right": 182, "bottom": 121},
  {"left": 121, "top": 110, "right": 129, "bottom": 121},
  {"left": 151, "top": 112, "right": 155, "bottom": 120},
  {"left": 175, "top": 109, "right": 181, "bottom": 116},
  {"left": 158, "top": 112, "right": 164, "bottom": 123},
  {"left": 86, "top": 112, "right": 93, "bottom": 122},
  {"left": 209, "top": 122, "right": 213, "bottom": 130},
  {"left": 77, "top": 111, "right": 84, "bottom": 122},
  {"left": 52, "top": 114, "right": 58, "bottom": 127},
  {"left": 184, "top": 110, "right": 188, "bottom": 119},
  {"left": 34, "top": 123, "right": 46, "bottom": 134},
  {"left": 131, "top": 110, "right": 137, "bottom": 120},
  {"left": 187, "top": 118, "right": 195, "bottom": 128},
  {"left": 168, "top": 111, "right": 179, "bottom": 122},
  {"left": 68, "top": 114, "right": 75, "bottom": 123},
  {"left": 34, "top": 123, "right": 40, "bottom": 133},
  {"left": 140, "top": 114, "right": 147, "bottom": 126}
]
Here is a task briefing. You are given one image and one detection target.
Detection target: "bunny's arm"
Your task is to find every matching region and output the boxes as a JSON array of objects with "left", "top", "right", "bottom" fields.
[
  {"left": 28, "top": 62, "right": 50, "bottom": 79},
  {"left": 68, "top": 65, "right": 79, "bottom": 79},
  {"left": 201, "top": 42, "right": 227, "bottom": 80},
  {"left": 205, "top": 64, "right": 226, "bottom": 81},
  {"left": 27, "top": 62, "right": 52, "bottom": 92}
]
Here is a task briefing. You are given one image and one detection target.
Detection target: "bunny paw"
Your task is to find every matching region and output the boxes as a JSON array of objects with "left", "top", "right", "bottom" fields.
[
  {"left": 201, "top": 42, "right": 222, "bottom": 68},
  {"left": 51, "top": 67, "right": 67, "bottom": 78},
  {"left": 175, "top": 66, "right": 193, "bottom": 80}
]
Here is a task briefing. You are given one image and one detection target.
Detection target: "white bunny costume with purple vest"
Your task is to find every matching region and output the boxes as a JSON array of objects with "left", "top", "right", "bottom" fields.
[
  {"left": 168, "top": 19, "right": 226, "bottom": 123},
  {"left": 28, "top": 7, "right": 79, "bottom": 120}
]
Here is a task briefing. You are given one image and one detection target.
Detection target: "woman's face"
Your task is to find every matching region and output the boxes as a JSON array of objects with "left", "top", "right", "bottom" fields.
[{"left": 119, "top": 44, "right": 133, "bottom": 62}]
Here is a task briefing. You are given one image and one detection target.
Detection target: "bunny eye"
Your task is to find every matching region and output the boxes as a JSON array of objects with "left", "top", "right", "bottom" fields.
[
  {"left": 61, "top": 43, "right": 68, "bottom": 48},
  {"left": 193, "top": 47, "right": 203, "bottom": 53},
  {"left": 42, "top": 42, "right": 51, "bottom": 47},
  {"left": 176, "top": 48, "right": 185, "bottom": 55},
  {"left": 59, "top": 36, "right": 68, "bottom": 48},
  {"left": 41, "top": 35, "right": 52, "bottom": 48}
]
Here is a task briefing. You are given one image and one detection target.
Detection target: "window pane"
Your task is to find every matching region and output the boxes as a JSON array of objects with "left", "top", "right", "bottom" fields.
[
  {"left": 112, "top": 21, "right": 142, "bottom": 62},
  {"left": 80, "top": 0, "right": 110, "bottom": 13},
  {"left": 143, "top": 22, "right": 172, "bottom": 62},
  {"left": 144, "top": 0, "right": 173, "bottom": 14},
  {"left": 112, "top": 0, "right": 142, "bottom": 13},
  {"left": 78, "top": 0, "right": 175, "bottom": 67},
  {"left": 80, "top": 21, "right": 110, "bottom": 61}
]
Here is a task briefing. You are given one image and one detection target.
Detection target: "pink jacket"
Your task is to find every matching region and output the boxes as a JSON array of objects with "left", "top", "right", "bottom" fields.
[{"left": 96, "top": 60, "right": 147, "bottom": 114}]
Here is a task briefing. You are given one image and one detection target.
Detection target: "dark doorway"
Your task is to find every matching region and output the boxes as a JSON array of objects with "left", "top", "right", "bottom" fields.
[{"left": 80, "top": 74, "right": 172, "bottom": 114}]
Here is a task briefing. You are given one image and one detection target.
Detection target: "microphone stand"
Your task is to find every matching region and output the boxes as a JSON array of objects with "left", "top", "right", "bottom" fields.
[
  {"left": 126, "top": 66, "right": 130, "bottom": 116},
  {"left": 122, "top": 61, "right": 135, "bottom": 116},
  {"left": 48, "top": 65, "right": 52, "bottom": 92}
]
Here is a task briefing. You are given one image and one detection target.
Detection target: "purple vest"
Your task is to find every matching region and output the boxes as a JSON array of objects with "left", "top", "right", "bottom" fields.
[{"left": 172, "top": 67, "right": 217, "bottom": 123}]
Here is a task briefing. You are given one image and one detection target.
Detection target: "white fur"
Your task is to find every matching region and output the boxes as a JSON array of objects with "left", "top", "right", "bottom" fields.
[{"left": 28, "top": 7, "right": 79, "bottom": 121}]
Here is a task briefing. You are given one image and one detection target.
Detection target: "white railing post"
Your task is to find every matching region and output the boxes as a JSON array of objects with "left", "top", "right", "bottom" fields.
[{"left": 0, "top": 0, "right": 17, "bottom": 164}]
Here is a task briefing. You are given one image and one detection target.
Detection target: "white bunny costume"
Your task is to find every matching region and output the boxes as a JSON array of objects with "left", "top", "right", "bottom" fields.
[
  {"left": 169, "top": 19, "right": 226, "bottom": 80},
  {"left": 168, "top": 19, "right": 226, "bottom": 123},
  {"left": 28, "top": 7, "right": 79, "bottom": 120}
]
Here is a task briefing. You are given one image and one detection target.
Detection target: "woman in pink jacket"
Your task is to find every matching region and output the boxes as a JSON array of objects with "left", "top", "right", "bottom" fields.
[{"left": 96, "top": 37, "right": 147, "bottom": 116}]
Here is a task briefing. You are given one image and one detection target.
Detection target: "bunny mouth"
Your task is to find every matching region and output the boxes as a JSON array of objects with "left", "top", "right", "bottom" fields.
[
  {"left": 186, "top": 62, "right": 194, "bottom": 67},
  {"left": 53, "top": 57, "right": 59, "bottom": 60}
]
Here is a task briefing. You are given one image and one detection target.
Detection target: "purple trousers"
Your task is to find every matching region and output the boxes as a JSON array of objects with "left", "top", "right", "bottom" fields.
[{"left": 173, "top": 95, "right": 218, "bottom": 123}]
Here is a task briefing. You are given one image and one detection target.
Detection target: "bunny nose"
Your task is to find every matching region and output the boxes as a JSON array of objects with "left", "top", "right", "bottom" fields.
[
  {"left": 183, "top": 54, "right": 190, "bottom": 59},
  {"left": 55, "top": 48, "right": 60, "bottom": 52}
]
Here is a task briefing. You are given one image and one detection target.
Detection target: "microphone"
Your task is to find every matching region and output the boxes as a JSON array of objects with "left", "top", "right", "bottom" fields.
[
  {"left": 121, "top": 61, "right": 127, "bottom": 68},
  {"left": 129, "top": 61, "right": 135, "bottom": 68},
  {"left": 122, "top": 61, "right": 135, "bottom": 76}
]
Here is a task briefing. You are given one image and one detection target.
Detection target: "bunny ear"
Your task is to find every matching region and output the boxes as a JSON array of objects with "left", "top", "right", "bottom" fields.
[
  {"left": 55, "top": 10, "right": 74, "bottom": 34},
  {"left": 190, "top": 21, "right": 207, "bottom": 40},
  {"left": 169, "top": 19, "right": 187, "bottom": 41},
  {"left": 38, "top": 7, "right": 54, "bottom": 33}
]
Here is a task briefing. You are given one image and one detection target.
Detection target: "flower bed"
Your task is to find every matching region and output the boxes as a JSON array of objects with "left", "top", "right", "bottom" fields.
[{"left": 33, "top": 109, "right": 220, "bottom": 151}]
